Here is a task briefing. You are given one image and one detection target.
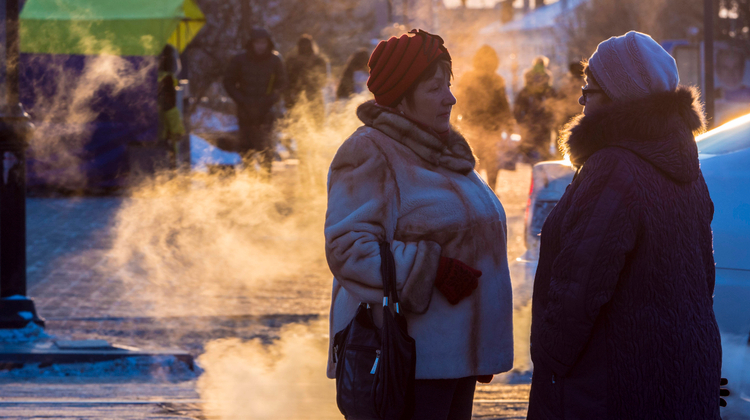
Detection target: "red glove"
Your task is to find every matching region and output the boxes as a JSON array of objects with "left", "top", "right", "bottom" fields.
[{"left": 435, "top": 257, "right": 481, "bottom": 305}]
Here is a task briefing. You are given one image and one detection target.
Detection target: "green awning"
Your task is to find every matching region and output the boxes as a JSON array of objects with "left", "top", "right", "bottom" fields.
[{"left": 20, "top": 0, "right": 205, "bottom": 56}]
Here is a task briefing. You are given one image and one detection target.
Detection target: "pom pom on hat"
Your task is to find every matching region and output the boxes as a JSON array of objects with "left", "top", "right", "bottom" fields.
[
  {"left": 367, "top": 29, "right": 451, "bottom": 107},
  {"left": 588, "top": 31, "right": 679, "bottom": 102}
]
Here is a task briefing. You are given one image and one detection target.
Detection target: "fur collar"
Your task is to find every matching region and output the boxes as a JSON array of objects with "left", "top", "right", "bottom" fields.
[
  {"left": 560, "top": 86, "right": 706, "bottom": 183},
  {"left": 356, "top": 100, "right": 476, "bottom": 174}
]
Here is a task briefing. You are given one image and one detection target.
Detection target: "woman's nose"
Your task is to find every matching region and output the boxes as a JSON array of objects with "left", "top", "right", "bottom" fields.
[
  {"left": 445, "top": 90, "right": 457, "bottom": 106},
  {"left": 578, "top": 95, "right": 586, "bottom": 106}
]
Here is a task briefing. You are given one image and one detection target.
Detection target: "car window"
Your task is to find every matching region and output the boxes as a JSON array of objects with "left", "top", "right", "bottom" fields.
[{"left": 697, "top": 114, "right": 750, "bottom": 155}]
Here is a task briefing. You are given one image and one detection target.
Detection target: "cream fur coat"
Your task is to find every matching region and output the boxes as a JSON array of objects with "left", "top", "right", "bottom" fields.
[{"left": 325, "top": 100, "right": 513, "bottom": 379}]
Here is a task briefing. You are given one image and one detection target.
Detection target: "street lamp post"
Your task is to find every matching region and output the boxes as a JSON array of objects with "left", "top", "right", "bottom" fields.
[{"left": 0, "top": 0, "right": 44, "bottom": 328}]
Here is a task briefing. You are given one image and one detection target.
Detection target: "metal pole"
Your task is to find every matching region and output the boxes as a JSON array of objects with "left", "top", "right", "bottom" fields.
[
  {"left": 704, "top": 0, "right": 715, "bottom": 128},
  {"left": 0, "top": 0, "right": 44, "bottom": 328}
]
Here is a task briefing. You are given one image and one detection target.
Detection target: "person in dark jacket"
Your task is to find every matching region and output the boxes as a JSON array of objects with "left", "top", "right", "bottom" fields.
[
  {"left": 285, "top": 34, "right": 327, "bottom": 124},
  {"left": 527, "top": 31, "right": 722, "bottom": 420},
  {"left": 223, "top": 27, "right": 286, "bottom": 172},
  {"left": 513, "top": 56, "right": 556, "bottom": 163},
  {"left": 454, "top": 45, "right": 515, "bottom": 192},
  {"left": 336, "top": 48, "right": 370, "bottom": 101}
]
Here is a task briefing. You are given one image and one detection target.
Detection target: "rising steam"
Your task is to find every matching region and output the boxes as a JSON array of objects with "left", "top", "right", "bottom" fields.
[
  {"left": 104, "top": 96, "right": 366, "bottom": 318},
  {"left": 197, "top": 320, "right": 340, "bottom": 419}
]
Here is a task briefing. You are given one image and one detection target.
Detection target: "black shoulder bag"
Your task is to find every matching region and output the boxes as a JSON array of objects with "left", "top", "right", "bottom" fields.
[{"left": 333, "top": 242, "right": 417, "bottom": 420}]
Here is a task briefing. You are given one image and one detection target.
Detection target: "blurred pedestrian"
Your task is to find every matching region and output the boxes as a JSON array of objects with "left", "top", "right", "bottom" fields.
[
  {"left": 513, "top": 56, "right": 556, "bottom": 163},
  {"left": 325, "top": 29, "right": 513, "bottom": 420},
  {"left": 158, "top": 44, "right": 186, "bottom": 167},
  {"left": 528, "top": 31, "right": 721, "bottom": 419},
  {"left": 455, "top": 45, "right": 515, "bottom": 191},
  {"left": 285, "top": 34, "right": 328, "bottom": 125},
  {"left": 336, "top": 48, "right": 370, "bottom": 101},
  {"left": 223, "top": 27, "right": 286, "bottom": 173}
]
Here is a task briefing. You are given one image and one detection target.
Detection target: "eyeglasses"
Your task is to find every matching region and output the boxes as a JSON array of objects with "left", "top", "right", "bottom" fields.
[{"left": 581, "top": 87, "right": 604, "bottom": 104}]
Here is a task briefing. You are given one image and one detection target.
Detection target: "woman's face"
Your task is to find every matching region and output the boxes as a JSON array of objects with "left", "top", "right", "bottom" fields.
[
  {"left": 396, "top": 65, "right": 456, "bottom": 133},
  {"left": 579, "top": 75, "right": 608, "bottom": 116}
]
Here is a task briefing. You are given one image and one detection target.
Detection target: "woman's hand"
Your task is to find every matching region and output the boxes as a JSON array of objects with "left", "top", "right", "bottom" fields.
[{"left": 435, "top": 257, "right": 482, "bottom": 305}]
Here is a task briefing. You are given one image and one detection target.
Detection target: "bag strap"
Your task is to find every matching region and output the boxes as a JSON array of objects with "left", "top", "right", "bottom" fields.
[{"left": 379, "top": 242, "right": 401, "bottom": 314}]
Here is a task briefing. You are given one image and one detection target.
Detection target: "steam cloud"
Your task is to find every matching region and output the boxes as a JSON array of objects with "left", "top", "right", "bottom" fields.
[
  {"left": 197, "top": 320, "right": 340, "bottom": 419},
  {"left": 104, "top": 96, "right": 366, "bottom": 318}
]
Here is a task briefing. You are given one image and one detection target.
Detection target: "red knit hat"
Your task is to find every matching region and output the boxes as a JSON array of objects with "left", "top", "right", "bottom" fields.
[{"left": 367, "top": 29, "right": 451, "bottom": 107}]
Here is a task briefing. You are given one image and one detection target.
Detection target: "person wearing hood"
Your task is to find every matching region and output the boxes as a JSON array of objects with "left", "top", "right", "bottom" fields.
[
  {"left": 223, "top": 27, "right": 286, "bottom": 172},
  {"left": 513, "top": 56, "right": 557, "bottom": 163},
  {"left": 325, "top": 30, "right": 513, "bottom": 419},
  {"left": 527, "top": 31, "right": 721, "bottom": 419},
  {"left": 285, "top": 34, "right": 328, "bottom": 124},
  {"left": 454, "top": 45, "right": 514, "bottom": 192}
]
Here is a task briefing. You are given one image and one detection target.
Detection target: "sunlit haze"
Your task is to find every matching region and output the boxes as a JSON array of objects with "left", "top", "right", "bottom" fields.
[{"left": 443, "top": 0, "right": 558, "bottom": 7}]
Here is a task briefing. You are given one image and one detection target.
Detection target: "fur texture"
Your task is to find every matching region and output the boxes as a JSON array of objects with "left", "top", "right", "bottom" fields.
[
  {"left": 560, "top": 86, "right": 705, "bottom": 181},
  {"left": 356, "top": 100, "right": 476, "bottom": 173},
  {"left": 325, "top": 101, "right": 513, "bottom": 380}
]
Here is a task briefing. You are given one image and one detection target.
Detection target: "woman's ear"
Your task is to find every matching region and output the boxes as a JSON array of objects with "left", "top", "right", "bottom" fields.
[{"left": 394, "top": 99, "right": 406, "bottom": 114}]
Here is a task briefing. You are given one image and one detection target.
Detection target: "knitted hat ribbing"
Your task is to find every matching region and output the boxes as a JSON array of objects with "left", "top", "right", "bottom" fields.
[{"left": 588, "top": 31, "right": 679, "bottom": 102}]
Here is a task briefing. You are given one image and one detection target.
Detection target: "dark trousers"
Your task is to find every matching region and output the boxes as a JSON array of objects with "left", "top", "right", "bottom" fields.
[
  {"left": 238, "top": 120, "right": 274, "bottom": 174},
  {"left": 411, "top": 376, "right": 477, "bottom": 420}
]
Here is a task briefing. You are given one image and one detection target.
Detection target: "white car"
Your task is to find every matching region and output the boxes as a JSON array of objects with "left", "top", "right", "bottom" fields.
[{"left": 511, "top": 114, "right": 750, "bottom": 416}]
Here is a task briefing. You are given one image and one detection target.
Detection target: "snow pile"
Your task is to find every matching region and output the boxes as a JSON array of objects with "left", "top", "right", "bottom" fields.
[
  {"left": 0, "top": 323, "right": 51, "bottom": 344},
  {"left": 190, "top": 105, "right": 238, "bottom": 133},
  {"left": 190, "top": 134, "right": 242, "bottom": 172},
  {"left": 1, "top": 355, "right": 200, "bottom": 380}
]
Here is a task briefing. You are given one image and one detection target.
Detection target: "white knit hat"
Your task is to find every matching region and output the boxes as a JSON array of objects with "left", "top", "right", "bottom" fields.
[{"left": 588, "top": 31, "right": 679, "bottom": 102}]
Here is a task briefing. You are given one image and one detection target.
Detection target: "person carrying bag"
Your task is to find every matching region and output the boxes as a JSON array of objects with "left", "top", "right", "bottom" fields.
[
  {"left": 325, "top": 29, "right": 514, "bottom": 419},
  {"left": 333, "top": 242, "right": 416, "bottom": 419}
]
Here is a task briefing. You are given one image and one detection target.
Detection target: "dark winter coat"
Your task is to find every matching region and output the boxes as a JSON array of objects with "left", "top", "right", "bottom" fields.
[
  {"left": 223, "top": 29, "right": 286, "bottom": 152},
  {"left": 528, "top": 86, "right": 722, "bottom": 420}
]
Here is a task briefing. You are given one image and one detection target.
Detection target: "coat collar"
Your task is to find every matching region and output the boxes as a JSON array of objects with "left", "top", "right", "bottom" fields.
[
  {"left": 356, "top": 100, "right": 476, "bottom": 174},
  {"left": 560, "top": 86, "right": 706, "bottom": 184}
]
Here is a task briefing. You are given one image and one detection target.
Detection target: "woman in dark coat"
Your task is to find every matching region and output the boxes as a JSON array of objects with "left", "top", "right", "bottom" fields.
[{"left": 528, "top": 31, "right": 722, "bottom": 420}]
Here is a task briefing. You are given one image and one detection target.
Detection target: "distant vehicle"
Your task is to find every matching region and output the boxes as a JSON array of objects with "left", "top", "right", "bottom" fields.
[{"left": 511, "top": 114, "right": 750, "bottom": 417}]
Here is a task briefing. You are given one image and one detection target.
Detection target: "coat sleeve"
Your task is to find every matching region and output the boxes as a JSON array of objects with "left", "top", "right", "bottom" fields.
[
  {"left": 535, "top": 150, "right": 641, "bottom": 377},
  {"left": 324, "top": 132, "right": 441, "bottom": 314}
]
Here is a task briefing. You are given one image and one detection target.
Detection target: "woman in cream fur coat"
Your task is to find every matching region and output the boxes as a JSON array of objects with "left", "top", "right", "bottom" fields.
[{"left": 325, "top": 30, "right": 513, "bottom": 419}]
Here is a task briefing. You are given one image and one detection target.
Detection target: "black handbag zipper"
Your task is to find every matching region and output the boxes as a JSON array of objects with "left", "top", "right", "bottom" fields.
[{"left": 370, "top": 350, "right": 381, "bottom": 374}]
